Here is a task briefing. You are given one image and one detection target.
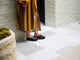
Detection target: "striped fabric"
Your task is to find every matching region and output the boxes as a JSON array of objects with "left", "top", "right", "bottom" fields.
[{"left": 16, "top": 0, "right": 41, "bottom": 32}]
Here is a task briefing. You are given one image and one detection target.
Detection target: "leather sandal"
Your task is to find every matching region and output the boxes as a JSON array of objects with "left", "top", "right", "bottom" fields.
[
  {"left": 27, "top": 36, "right": 38, "bottom": 41},
  {"left": 34, "top": 35, "right": 45, "bottom": 39}
]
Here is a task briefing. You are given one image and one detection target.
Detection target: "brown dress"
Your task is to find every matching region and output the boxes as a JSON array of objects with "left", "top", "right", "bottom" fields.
[{"left": 16, "top": 0, "right": 41, "bottom": 32}]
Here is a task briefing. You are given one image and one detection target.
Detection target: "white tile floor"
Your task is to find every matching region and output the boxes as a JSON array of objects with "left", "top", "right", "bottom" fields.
[{"left": 17, "top": 21, "right": 80, "bottom": 60}]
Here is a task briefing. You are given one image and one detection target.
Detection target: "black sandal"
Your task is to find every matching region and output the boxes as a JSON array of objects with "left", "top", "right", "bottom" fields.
[
  {"left": 27, "top": 36, "right": 38, "bottom": 41},
  {"left": 34, "top": 35, "right": 45, "bottom": 39}
]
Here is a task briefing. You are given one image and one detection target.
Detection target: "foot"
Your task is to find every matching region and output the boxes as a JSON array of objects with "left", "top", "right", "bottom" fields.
[
  {"left": 34, "top": 33, "right": 40, "bottom": 37},
  {"left": 27, "top": 34, "right": 32, "bottom": 38},
  {"left": 34, "top": 34, "right": 45, "bottom": 39},
  {"left": 27, "top": 34, "right": 38, "bottom": 41},
  {"left": 27, "top": 36, "right": 38, "bottom": 41}
]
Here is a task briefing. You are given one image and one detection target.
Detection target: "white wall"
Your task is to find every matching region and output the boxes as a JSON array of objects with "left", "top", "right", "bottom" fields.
[
  {"left": 55, "top": 0, "right": 80, "bottom": 27},
  {"left": 45, "top": 0, "right": 80, "bottom": 27},
  {"left": 0, "top": 0, "right": 25, "bottom": 40},
  {"left": 45, "top": 0, "right": 56, "bottom": 27}
]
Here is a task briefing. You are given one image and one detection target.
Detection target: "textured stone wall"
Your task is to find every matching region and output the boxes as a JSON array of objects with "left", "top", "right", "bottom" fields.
[
  {"left": 45, "top": 0, "right": 56, "bottom": 27},
  {"left": 45, "top": 0, "right": 80, "bottom": 27},
  {"left": 0, "top": 0, "right": 25, "bottom": 40},
  {"left": 55, "top": 0, "right": 80, "bottom": 27}
]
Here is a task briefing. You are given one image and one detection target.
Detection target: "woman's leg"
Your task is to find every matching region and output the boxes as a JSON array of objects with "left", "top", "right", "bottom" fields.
[
  {"left": 34, "top": 12, "right": 40, "bottom": 36},
  {"left": 26, "top": 31, "right": 38, "bottom": 41},
  {"left": 34, "top": 12, "right": 45, "bottom": 39},
  {"left": 26, "top": 31, "right": 32, "bottom": 38},
  {"left": 34, "top": 28, "right": 40, "bottom": 36}
]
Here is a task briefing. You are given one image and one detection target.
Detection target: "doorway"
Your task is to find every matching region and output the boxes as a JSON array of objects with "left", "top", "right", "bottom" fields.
[{"left": 37, "top": 0, "right": 45, "bottom": 24}]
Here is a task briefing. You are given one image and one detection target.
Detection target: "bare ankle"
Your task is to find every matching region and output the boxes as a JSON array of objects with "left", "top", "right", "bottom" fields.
[
  {"left": 27, "top": 33, "right": 32, "bottom": 38},
  {"left": 34, "top": 33, "right": 40, "bottom": 36},
  {"left": 27, "top": 35, "right": 32, "bottom": 38}
]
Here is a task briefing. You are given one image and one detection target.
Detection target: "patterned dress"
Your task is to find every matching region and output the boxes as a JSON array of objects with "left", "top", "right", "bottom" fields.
[{"left": 16, "top": 0, "right": 41, "bottom": 32}]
